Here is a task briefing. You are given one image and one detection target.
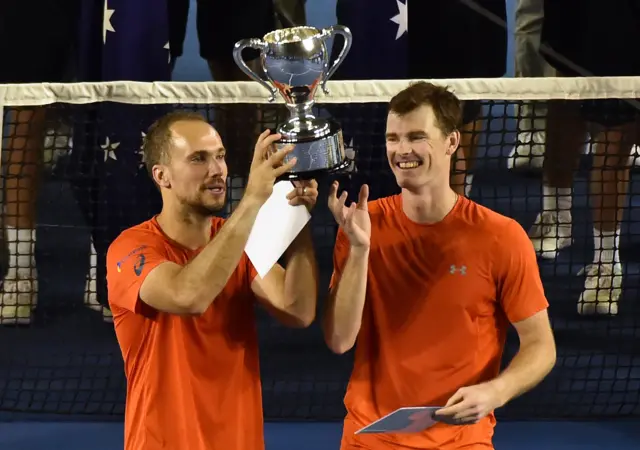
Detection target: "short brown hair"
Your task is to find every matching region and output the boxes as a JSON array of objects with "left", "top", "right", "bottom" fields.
[
  {"left": 388, "top": 82, "right": 462, "bottom": 135},
  {"left": 142, "top": 111, "right": 208, "bottom": 175}
]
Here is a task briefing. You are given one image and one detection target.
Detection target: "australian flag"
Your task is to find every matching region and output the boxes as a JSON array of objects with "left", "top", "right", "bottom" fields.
[
  {"left": 70, "top": 0, "right": 172, "bottom": 306},
  {"left": 327, "top": 0, "right": 409, "bottom": 201}
]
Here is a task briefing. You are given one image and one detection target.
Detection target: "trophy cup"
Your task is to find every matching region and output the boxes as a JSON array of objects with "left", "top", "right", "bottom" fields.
[{"left": 233, "top": 26, "right": 353, "bottom": 179}]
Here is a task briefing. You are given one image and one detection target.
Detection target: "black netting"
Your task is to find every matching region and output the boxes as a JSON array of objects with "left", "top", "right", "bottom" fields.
[{"left": 0, "top": 95, "right": 639, "bottom": 421}]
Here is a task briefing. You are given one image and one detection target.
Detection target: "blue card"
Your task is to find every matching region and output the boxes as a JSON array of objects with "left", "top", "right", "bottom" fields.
[{"left": 355, "top": 407, "right": 441, "bottom": 434}]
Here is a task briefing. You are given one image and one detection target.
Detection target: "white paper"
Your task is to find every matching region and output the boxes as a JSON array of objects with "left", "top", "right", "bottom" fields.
[
  {"left": 355, "top": 407, "right": 441, "bottom": 434},
  {"left": 245, "top": 181, "right": 311, "bottom": 278}
]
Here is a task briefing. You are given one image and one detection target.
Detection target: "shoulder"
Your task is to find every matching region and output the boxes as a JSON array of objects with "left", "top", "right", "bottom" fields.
[
  {"left": 368, "top": 195, "right": 401, "bottom": 224},
  {"left": 107, "top": 219, "right": 167, "bottom": 261},
  {"left": 461, "top": 199, "right": 523, "bottom": 233}
]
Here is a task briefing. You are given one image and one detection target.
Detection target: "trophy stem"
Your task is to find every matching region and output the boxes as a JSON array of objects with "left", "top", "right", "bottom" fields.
[{"left": 285, "top": 102, "right": 315, "bottom": 120}]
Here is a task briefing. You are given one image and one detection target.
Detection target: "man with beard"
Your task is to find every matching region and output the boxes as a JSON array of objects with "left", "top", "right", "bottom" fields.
[{"left": 106, "top": 111, "right": 319, "bottom": 450}]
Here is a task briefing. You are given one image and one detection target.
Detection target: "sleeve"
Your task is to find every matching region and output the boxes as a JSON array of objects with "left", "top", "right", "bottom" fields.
[
  {"left": 106, "top": 231, "right": 170, "bottom": 314},
  {"left": 496, "top": 219, "right": 549, "bottom": 323},
  {"left": 329, "top": 227, "right": 351, "bottom": 290}
]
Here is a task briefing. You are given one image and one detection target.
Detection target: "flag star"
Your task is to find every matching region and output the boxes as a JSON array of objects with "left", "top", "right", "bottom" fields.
[
  {"left": 101, "top": 137, "right": 120, "bottom": 162},
  {"left": 164, "top": 42, "right": 171, "bottom": 64},
  {"left": 137, "top": 131, "right": 147, "bottom": 168},
  {"left": 103, "top": 0, "right": 115, "bottom": 44},
  {"left": 390, "top": 0, "right": 408, "bottom": 40}
]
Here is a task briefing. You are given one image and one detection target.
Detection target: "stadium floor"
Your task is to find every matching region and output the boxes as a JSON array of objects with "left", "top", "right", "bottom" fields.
[{"left": 0, "top": 420, "right": 638, "bottom": 449}]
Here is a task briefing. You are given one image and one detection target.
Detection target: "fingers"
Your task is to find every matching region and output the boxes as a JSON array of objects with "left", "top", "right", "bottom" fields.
[
  {"left": 357, "top": 184, "right": 369, "bottom": 210},
  {"left": 286, "top": 183, "right": 318, "bottom": 200},
  {"left": 444, "top": 390, "right": 464, "bottom": 408},
  {"left": 252, "top": 130, "right": 288, "bottom": 166},
  {"left": 272, "top": 157, "right": 299, "bottom": 178},
  {"left": 328, "top": 181, "right": 348, "bottom": 224},
  {"left": 252, "top": 129, "right": 275, "bottom": 164},
  {"left": 328, "top": 180, "right": 340, "bottom": 202},
  {"left": 266, "top": 144, "right": 295, "bottom": 168}
]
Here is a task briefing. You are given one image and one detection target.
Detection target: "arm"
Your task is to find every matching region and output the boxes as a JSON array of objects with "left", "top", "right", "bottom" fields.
[
  {"left": 136, "top": 131, "right": 297, "bottom": 315},
  {"left": 488, "top": 310, "right": 556, "bottom": 406},
  {"left": 322, "top": 229, "right": 369, "bottom": 354},
  {"left": 490, "top": 219, "right": 556, "bottom": 404},
  {"left": 251, "top": 225, "right": 318, "bottom": 328},
  {"left": 322, "top": 182, "right": 371, "bottom": 354},
  {"left": 139, "top": 195, "right": 264, "bottom": 315},
  {"left": 435, "top": 219, "right": 555, "bottom": 423}
]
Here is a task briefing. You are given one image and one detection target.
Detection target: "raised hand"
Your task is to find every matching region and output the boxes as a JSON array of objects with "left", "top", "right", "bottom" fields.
[
  {"left": 328, "top": 181, "right": 370, "bottom": 248},
  {"left": 245, "top": 130, "right": 298, "bottom": 203},
  {"left": 286, "top": 179, "right": 319, "bottom": 212}
]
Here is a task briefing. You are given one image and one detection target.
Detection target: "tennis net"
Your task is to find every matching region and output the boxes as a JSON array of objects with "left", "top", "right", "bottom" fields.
[{"left": 0, "top": 77, "right": 639, "bottom": 421}]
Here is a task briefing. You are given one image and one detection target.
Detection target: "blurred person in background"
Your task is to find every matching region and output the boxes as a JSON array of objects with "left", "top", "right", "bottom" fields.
[
  {"left": 0, "top": 0, "right": 175, "bottom": 325},
  {"left": 329, "top": 0, "right": 507, "bottom": 201},
  {"left": 529, "top": 0, "right": 640, "bottom": 316},
  {"left": 0, "top": 0, "right": 82, "bottom": 324},
  {"left": 507, "top": 0, "right": 556, "bottom": 171}
]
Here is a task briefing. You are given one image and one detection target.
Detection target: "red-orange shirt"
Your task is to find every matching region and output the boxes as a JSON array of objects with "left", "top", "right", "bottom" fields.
[
  {"left": 106, "top": 217, "right": 263, "bottom": 450},
  {"left": 331, "top": 195, "right": 549, "bottom": 450}
]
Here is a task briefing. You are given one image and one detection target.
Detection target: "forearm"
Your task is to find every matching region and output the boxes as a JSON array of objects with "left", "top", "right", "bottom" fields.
[
  {"left": 173, "top": 196, "right": 263, "bottom": 312},
  {"left": 281, "top": 225, "right": 318, "bottom": 326},
  {"left": 488, "top": 340, "right": 556, "bottom": 407},
  {"left": 323, "top": 245, "right": 369, "bottom": 354}
]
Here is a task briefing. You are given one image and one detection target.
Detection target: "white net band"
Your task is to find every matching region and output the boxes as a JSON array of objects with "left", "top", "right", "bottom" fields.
[{"left": 1, "top": 77, "right": 640, "bottom": 107}]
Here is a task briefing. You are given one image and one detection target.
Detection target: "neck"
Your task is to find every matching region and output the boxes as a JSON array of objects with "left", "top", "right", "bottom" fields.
[
  {"left": 401, "top": 183, "right": 459, "bottom": 224},
  {"left": 156, "top": 202, "right": 212, "bottom": 250}
]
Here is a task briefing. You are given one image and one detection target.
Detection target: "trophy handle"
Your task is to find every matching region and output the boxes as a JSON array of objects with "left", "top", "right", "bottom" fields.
[
  {"left": 232, "top": 38, "right": 278, "bottom": 102},
  {"left": 319, "top": 25, "right": 353, "bottom": 95}
]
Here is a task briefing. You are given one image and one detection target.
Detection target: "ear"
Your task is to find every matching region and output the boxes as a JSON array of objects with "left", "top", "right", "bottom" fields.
[
  {"left": 445, "top": 130, "right": 461, "bottom": 156},
  {"left": 152, "top": 164, "right": 171, "bottom": 189}
]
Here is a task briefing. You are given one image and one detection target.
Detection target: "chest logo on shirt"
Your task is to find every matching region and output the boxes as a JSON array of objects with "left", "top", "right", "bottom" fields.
[{"left": 449, "top": 264, "right": 467, "bottom": 275}]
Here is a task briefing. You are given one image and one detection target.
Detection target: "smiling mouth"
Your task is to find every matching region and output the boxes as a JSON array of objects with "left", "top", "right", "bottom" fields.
[{"left": 396, "top": 161, "right": 422, "bottom": 170}]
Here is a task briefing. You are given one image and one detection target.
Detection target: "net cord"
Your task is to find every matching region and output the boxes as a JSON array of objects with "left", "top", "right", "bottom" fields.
[{"left": 0, "top": 77, "right": 639, "bottom": 107}]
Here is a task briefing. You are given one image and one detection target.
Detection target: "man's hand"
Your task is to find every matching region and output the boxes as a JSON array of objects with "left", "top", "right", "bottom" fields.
[
  {"left": 328, "top": 181, "right": 371, "bottom": 248},
  {"left": 286, "top": 179, "right": 318, "bottom": 212},
  {"left": 245, "top": 130, "right": 298, "bottom": 203},
  {"left": 433, "top": 382, "right": 504, "bottom": 426}
]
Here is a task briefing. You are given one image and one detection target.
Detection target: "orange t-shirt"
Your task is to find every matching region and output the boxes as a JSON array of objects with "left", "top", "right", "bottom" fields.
[
  {"left": 331, "top": 195, "right": 549, "bottom": 450},
  {"left": 106, "top": 217, "right": 263, "bottom": 450}
]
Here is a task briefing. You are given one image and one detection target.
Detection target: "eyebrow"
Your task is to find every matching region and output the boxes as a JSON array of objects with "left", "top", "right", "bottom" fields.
[
  {"left": 186, "top": 147, "right": 226, "bottom": 157},
  {"left": 385, "top": 130, "right": 429, "bottom": 138}
]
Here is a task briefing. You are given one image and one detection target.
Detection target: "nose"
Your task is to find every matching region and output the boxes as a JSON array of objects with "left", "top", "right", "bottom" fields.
[
  {"left": 209, "top": 156, "right": 225, "bottom": 175},
  {"left": 397, "top": 139, "right": 412, "bottom": 155}
]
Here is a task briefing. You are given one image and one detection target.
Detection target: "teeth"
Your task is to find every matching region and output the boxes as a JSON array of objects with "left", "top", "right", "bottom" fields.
[{"left": 398, "top": 161, "right": 420, "bottom": 169}]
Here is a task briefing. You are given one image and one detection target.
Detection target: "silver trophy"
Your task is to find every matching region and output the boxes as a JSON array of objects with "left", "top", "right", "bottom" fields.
[{"left": 233, "top": 25, "right": 353, "bottom": 179}]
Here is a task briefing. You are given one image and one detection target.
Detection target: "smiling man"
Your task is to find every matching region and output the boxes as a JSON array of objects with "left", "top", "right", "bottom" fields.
[
  {"left": 106, "top": 111, "right": 319, "bottom": 450},
  {"left": 323, "top": 82, "right": 556, "bottom": 450}
]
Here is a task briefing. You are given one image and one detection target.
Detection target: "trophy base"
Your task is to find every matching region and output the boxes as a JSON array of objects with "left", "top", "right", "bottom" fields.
[{"left": 274, "top": 119, "right": 350, "bottom": 180}]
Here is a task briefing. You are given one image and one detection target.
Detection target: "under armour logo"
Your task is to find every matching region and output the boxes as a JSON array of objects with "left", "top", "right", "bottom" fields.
[{"left": 450, "top": 265, "right": 467, "bottom": 275}]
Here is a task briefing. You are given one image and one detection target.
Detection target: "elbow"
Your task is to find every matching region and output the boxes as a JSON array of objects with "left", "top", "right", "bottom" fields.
[
  {"left": 322, "top": 323, "right": 355, "bottom": 354},
  {"left": 289, "top": 309, "right": 316, "bottom": 329},
  {"left": 173, "top": 292, "right": 208, "bottom": 316},
  {"left": 327, "top": 338, "right": 355, "bottom": 355}
]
